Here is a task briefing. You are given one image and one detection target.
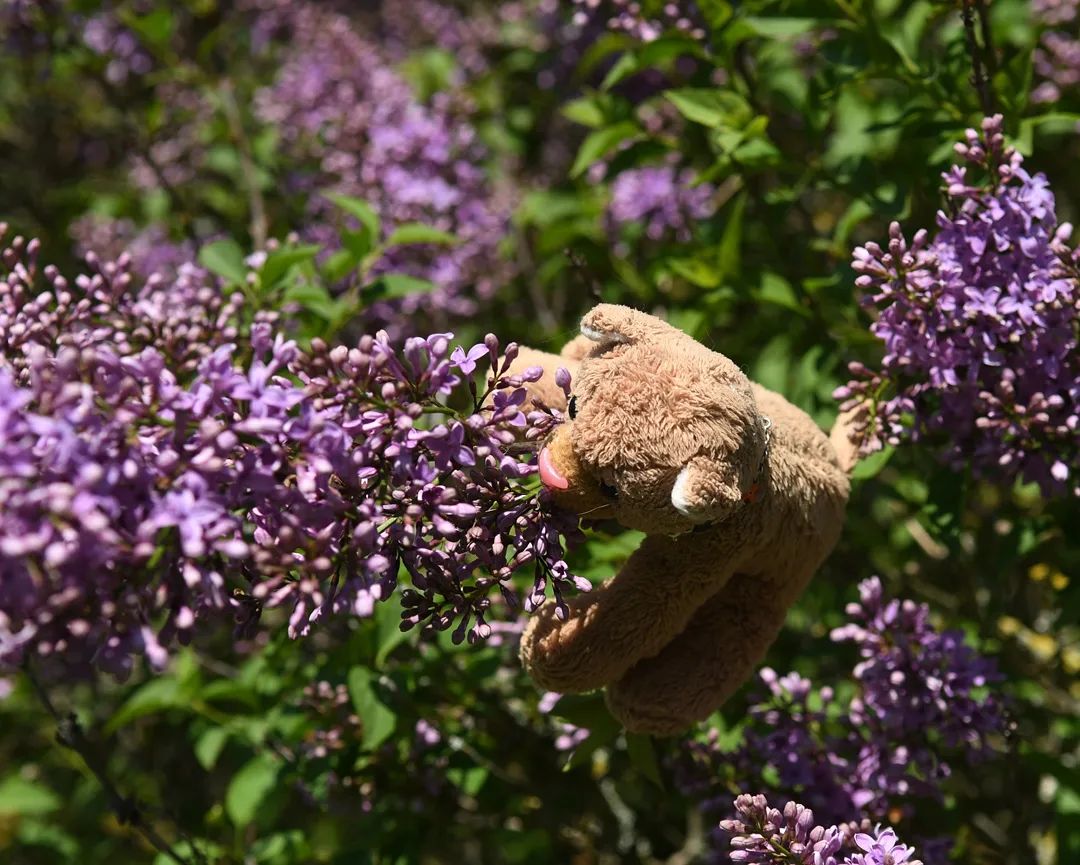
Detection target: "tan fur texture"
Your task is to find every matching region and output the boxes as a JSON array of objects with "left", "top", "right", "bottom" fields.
[{"left": 512, "top": 304, "right": 852, "bottom": 736}]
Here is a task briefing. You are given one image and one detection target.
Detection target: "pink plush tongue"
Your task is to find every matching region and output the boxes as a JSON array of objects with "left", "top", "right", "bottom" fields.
[{"left": 538, "top": 446, "right": 569, "bottom": 490}]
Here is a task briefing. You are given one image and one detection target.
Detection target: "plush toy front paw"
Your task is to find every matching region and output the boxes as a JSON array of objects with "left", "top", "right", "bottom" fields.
[{"left": 519, "top": 602, "right": 600, "bottom": 693}]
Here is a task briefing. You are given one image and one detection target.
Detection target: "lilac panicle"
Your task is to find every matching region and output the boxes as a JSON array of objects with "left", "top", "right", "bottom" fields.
[
  {"left": 838, "top": 116, "right": 1080, "bottom": 497},
  {"left": 676, "top": 578, "right": 1004, "bottom": 859},
  {"left": 607, "top": 164, "right": 717, "bottom": 243},
  {"left": 254, "top": 3, "right": 511, "bottom": 325},
  {"left": 1031, "top": 1, "right": 1080, "bottom": 104},
  {"left": 569, "top": 0, "right": 706, "bottom": 42},
  {"left": 831, "top": 577, "right": 1004, "bottom": 761},
  {"left": 0, "top": 227, "right": 583, "bottom": 678},
  {"left": 719, "top": 794, "right": 923, "bottom": 865},
  {"left": 719, "top": 794, "right": 844, "bottom": 864}
]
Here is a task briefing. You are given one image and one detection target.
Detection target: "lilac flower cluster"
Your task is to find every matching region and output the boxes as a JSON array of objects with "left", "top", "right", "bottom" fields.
[
  {"left": 0, "top": 0, "right": 44, "bottom": 51},
  {"left": 1032, "top": 0, "right": 1080, "bottom": 103},
  {"left": 720, "top": 794, "right": 922, "bottom": 865},
  {"left": 607, "top": 164, "right": 716, "bottom": 243},
  {"left": 537, "top": 690, "right": 589, "bottom": 752},
  {"left": 837, "top": 116, "right": 1080, "bottom": 496},
  {"left": 297, "top": 681, "right": 361, "bottom": 760},
  {"left": 833, "top": 577, "right": 1004, "bottom": 768},
  {"left": 0, "top": 228, "right": 582, "bottom": 679},
  {"left": 377, "top": 0, "right": 500, "bottom": 78},
  {"left": 255, "top": 3, "right": 511, "bottom": 321},
  {"left": 82, "top": 5, "right": 154, "bottom": 85},
  {"left": 676, "top": 578, "right": 1004, "bottom": 860},
  {"left": 69, "top": 215, "right": 195, "bottom": 281},
  {"left": 569, "top": 0, "right": 706, "bottom": 42}
]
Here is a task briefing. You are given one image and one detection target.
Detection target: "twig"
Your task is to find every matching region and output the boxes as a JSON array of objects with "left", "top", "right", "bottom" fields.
[
  {"left": 24, "top": 664, "right": 192, "bottom": 865},
  {"left": 961, "top": 0, "right": 995, "bottom": 116},
  {"left": 973, "top": 0, "right": 998, "bottom": 78},
  {"left": 563, "top": 248, "right": 604, "bottom": 302},
  {"left": 662, "top": 807, "right": 706, "bottom": 865}
]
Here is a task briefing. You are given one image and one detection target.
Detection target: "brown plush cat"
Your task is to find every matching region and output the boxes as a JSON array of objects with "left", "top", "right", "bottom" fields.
[{"left": 512, "top": 304, "right": 858, "bottom": 735}]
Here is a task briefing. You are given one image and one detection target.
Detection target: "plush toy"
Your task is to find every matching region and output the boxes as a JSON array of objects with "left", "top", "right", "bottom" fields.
[{"left": 512, "top": 304, "right": 857, "bottom": 735}]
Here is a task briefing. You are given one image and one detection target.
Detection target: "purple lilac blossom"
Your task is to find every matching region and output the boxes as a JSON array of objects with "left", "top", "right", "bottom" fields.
[
  {"left": 719, "top": 794, "right": 924, "bottom": 865},
  {"left": 377, "top": 0, "right": 498, "bottom": 78},
  {"left": 569, "top": 0, "right": 706, "bottom": 42},
  {"left": 676, "top": 578, "right": 1004, "bottom": 860},
  {"left": 718, "top": 794, "right": 844, "bottom": 865},
  {"left": 0, "top": 228, "right": 583, "bottom": 679},
  {"left": 537, "top": 690, "right": 589, "bottom": 751},
  {"left": 254, "top": 3, "right": 512, "bottom": 324},
  {"left": 607, "top": 164, "right": 716, "bottom": 243},
  {"left": 69, "top": 215, "right": 196, "bottom": 281},
  {"left": 82, "top": 5, "right": 154, "bottom": 84},
  {"left": 836, "top": 116, "right": 1080, "bottom": 497},
  {"left": 1032, "top": 0, "right": 1080, "bottom": 103}
]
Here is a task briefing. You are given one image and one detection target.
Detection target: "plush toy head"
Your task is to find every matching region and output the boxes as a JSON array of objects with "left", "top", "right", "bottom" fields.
[
  {"left": 537, "top": 305, "right": 770, "bottom": 537},
  {"left": 515, "top": 304, "right": 852, "bottom": 735}
]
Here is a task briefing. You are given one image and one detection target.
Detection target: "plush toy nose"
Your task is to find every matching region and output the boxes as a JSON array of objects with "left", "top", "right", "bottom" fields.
[{"left": 538, "top": 446, "right": 570, "bottom": 490}]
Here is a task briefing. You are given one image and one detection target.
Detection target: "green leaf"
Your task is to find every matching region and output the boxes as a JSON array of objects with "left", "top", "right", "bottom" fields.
[
  {"left": 446, "top": 766, "right": 489, "bottom": 797},
  {"left": 374, "top": 595, "right": 410, "bottom": 668},
  {"left": 851, "top": 446, "right": 895, "bottom": 480},
  {"left": 755, "top": 272, "right": 807, "bottom": 316},
  {"left": 107, "top": 677, "right": 190, "bottom": 731},
  {"left": 599, "top": 53, "right": 640, "bottom": 91},
  {"left": 717, "top": 191, "right": 747, "bottom": 280},
  {"left": 225, "top": 754, "right": 280, "bottom": 827},
  {"left": 570, "top": 122, "right": 642, "bottom": 178},
  {"left": 1016, "top": 113, "right": 1080, "bottom": 155},
  {"left": 665, "top": 88, "right": 749, "bottom": 129},
  {"left": 341, "top": 228, "right": 374, "bottom": 262},
  {"left": 323, "top": 248, "right": 360, "bottom": 284},
  {"left": 561, "top": 95, "right": 609, "bottom": 128},
  {"left": 373, "top": 273, "right": 438, "bottom": 300},
  {"left": 0, "top": 775, "right": 61, "bottom": 816},
  {"left": 667, "top": 257, "right": 721, "bottom": 288},
  {"left": 347, "top": 667, "right": 397, "bottom": 750},
  {"left": 198, "top": 239, "right": 247, "bottom": 284},
  {"left": 194, "top": 727, "right": 230, "bottom": 771},
  {"left": 384, "top": 224, "right": 458, "bottom": 248},
  {"left": 16, "top": 820, "right": 78, "bottom": 858},
  {"left": 327, "top": 193, "right": 381, "bottom": 238},
  {"left": 284, "top": 281, "right": 345, "bottom": 322},
  {"left": 626, "top": 733, "right": 663, "bottom": 788},
  {"left": 260, "top": 244, "right": 320, "bottom": 288},
  {"left": 741, "top": 17, "right": 826, "bottom": 38},
  {"left": 550, "top": 693, "right": 619, "bottom": 734}
]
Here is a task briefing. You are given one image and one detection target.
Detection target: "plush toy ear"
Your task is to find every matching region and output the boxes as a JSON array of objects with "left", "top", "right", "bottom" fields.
[
  {"left": 579, "top": 304, "right": 680, "bottom": 347},
  {"left": 670, "top": 455, "right": 744, "bottom": 523}
]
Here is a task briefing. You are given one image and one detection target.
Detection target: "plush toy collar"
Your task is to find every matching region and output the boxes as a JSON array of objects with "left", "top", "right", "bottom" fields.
[{"left": 740, "top": 416, "right": 773, "bottom": 505}]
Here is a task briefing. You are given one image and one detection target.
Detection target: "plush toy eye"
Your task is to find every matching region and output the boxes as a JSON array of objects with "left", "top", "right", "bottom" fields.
[
  {"left": 599, "top": 480, "right": 618, "bottom": 500},
  {"left": 567, "top": 395, "right": 578, "bottom": 419}
]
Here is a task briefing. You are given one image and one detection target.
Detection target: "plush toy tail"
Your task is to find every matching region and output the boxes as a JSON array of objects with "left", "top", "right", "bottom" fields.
[{"left": 829, "top": 404, "right": 868, "bottom": 475}]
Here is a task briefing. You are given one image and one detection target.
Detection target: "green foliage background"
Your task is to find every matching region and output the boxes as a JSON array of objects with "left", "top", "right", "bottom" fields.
[{"left": 1, "top": 1, "right": 1078, "bottom": 863}]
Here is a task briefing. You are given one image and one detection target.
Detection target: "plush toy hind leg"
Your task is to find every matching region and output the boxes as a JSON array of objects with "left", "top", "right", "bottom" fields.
[
  {"left": 520, "top": 534, "right": 742, "bottom": 694},
  {"left": 604, "top": 566, "right": 813, "bottom": 735}
]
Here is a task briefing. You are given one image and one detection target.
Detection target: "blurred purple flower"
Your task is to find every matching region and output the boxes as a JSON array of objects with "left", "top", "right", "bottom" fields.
[
  {"left": 254, "top": 3, "right": 512, "bottom": 326},
  {"left": 1032, "top": 1, "right": 1080, "bottom": 103},
  {"left": 569, "top": 0, "right": 706, "bottom": 42},
  {"left": 607, "top": 164, "right": 716, "bottom": 243}
]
